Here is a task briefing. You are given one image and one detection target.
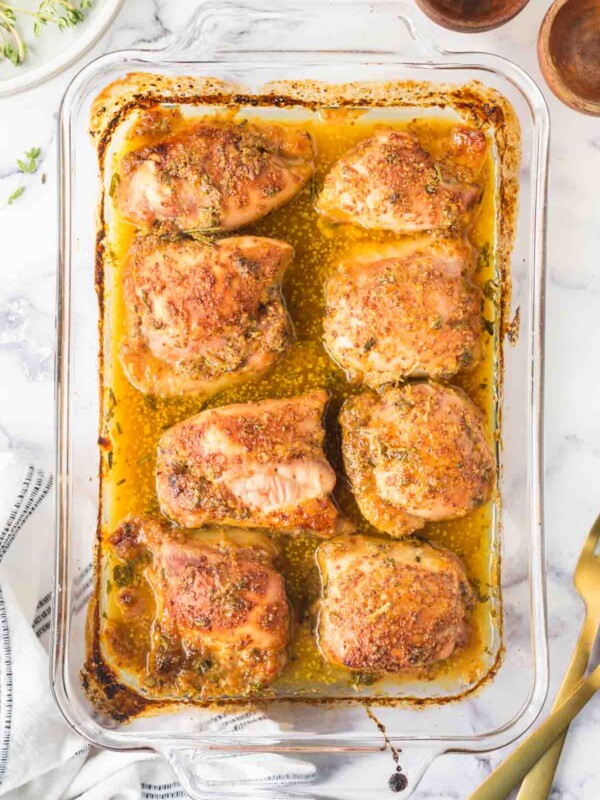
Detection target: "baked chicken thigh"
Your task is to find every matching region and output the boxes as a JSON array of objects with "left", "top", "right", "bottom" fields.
[
  {"left": 340, "top": 383, "right": 495, "bottom": 537},
  {"left": 157, "top": 390, "right": 341, "bottom": 536},
  {"left": 323, "top": 237, "right": 483, "bottom": 386},
  {"left": 120, "top": 235, "right": 293, "bottom": 397},
  {"left": 317, "top": 126, "right": 487, "bottom": 233},
  {"left": 106, "top": 516, "right": 290, "bottom": 698},
  {"left": 115, "top": 119, "right": 315, "bottom": 232},
  {"left": 317, "top": 535, "right": 475, "bottom": 672}
]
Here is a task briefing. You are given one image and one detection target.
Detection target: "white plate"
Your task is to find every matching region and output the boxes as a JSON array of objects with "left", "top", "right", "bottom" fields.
[{"left": 0, "top": 0, "right": 124, "bottom": 97}]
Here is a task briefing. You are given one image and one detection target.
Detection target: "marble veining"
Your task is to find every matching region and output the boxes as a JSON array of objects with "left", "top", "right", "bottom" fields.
[{"left": 1, "top": 0, "right": 599, "bottom": 797}]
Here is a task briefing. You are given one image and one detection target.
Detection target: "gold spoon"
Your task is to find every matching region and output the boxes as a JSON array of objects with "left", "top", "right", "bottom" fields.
[
  {"left": 468, "top": 514, "right": 600, "bottom": 800},
  {"left": 467, "top": 663, "right": 600, "bottom": 800},
  {"left": 516, "top": 513, "right": 600, "bottom": 799}
]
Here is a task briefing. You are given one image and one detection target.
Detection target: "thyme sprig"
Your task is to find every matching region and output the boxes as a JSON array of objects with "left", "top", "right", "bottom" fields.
[
  {"left": 3, "top": 147, "right": 41, "bottom": 207},
  {"left": 0, "top": 1, "right": 92, "bottom": 66}
]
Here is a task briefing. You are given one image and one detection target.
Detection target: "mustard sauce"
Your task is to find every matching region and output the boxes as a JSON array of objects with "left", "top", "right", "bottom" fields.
[{"left": 99, "top": 109, "right": 499, "bottom": 699}]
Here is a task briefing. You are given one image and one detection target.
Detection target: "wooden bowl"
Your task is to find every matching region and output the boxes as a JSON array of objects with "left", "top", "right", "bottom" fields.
[
  {"left": 415, "top": 0, "right": 531, "bottom": 32},
  {"left": 538, "top": 0, "right": 600, "bottom": 115}
]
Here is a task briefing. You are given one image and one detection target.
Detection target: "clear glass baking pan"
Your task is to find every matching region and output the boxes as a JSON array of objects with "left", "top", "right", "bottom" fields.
[{"left": 51, "top": 2, "right": 549, "bottom": 797}]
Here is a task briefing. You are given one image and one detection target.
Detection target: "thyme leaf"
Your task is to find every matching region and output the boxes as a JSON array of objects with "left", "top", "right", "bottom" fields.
[
  {"left": 17, "top": 146, "right": 40, "bottom": 174},
  {"left": 5, "top": 186, "right": 25, "bottom": 205}
]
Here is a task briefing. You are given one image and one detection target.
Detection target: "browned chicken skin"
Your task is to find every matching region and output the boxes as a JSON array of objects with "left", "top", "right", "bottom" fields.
[
  {"left": 317, "top": 535, "right": 475, "bottom": 672},
  {"left": 340, "top": 383, "right": 495, "bottom": 537},
  {"left": 323, "top": 237, "right": 483, "bottom": 386},
  {"left": 107, "top": 516, "right": 290, "bottom": 698},
  {"left": 317, "top": 126, "right": 487, "bottom": 233},
  {"left": 156, "top": 390, "right": 341, "bottom": 536},
  {"left": 115, "top": 119, "right": 315, "bottom": 233},
  {"left": 120, "top": 235, "right": 293, "bottom": 397}
]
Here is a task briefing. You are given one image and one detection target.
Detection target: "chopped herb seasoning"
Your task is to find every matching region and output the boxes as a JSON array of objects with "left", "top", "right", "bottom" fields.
[
  {"left": 113, "top": 563, "right": 135, "bottom": 588},
  {"left": 477, "top": 243, "right": 490, "bottom": 270},
  {"left": 483, "top": 278, "right": 498, "bottom": 300},
  {"left": 363, "top": 336, "right": 376, "bottom": 352},
  {"left": 109, "top": 172, "right": 121, "bottom": 197},
  {"left": 459, "top": 350, "right": 474, "bottom": 368}
]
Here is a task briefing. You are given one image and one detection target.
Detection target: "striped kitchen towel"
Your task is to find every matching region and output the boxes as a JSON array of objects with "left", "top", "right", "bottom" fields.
[{"left": 0, "top": 457, "right": 166, "bottom": 799}]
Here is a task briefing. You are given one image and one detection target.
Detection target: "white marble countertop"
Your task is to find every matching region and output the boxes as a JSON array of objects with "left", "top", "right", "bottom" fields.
[{"left": 0, "top": 0, "right": 599, "bottom": 797}]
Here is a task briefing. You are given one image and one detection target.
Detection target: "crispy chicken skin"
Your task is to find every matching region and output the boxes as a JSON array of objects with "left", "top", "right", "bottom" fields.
[
  {"left": 323, "top": 237, "right": 483, "bottom": 386},
  {"left": 120, "top": 235, "right": 293, "bottom": 397},
  {"left": 156, "top": 390, "right": 341, "bottom": 536},
  {"left": 316, "top": 126, "right": 487, "bottom": 233},
  {"left": 317, "top": 535, "right": 475, "bottom": 672},
  {"left": 115, "top": 119, "right": 315, "bottom": 233},
  {"left": 107, "top": 516, "right": 290, "bottom": 698},
  {"left": 340, "top": 383, "right": 495, "bottom": 537}
]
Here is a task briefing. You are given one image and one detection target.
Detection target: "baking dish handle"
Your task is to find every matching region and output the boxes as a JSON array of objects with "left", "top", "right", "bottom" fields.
[
  {"left": 159, "top": 742, "right": 444, "bottom": 799},
  {"left": 164, "top": 1, "right": 440, "bottom": 62}
]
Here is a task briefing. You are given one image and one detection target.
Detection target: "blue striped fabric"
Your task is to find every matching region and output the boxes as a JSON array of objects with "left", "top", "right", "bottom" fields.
[
  {"left": 142, "top": 783, "right": 187, "bottom": 799},
  {"left": 0, "top": 467, "right": 52, "bottom": 564},
  {"left": 0, "top": 585, "right": 13, "bottom": 786},
  {"left": 0, "top": 465, "right": 53, "bottom": 786}
]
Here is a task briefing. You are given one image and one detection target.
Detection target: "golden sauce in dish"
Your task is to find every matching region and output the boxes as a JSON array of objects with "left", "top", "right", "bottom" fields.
[{"left": 98, "top": 108, "right": 500, "bottom": 702}]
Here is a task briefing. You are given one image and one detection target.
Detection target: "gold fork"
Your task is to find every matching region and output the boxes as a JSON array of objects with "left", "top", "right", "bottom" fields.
[
  {"left": 467, "top": 662, "right": 600, "bottom": 800},
  {"left": 515, "top": 512, "right": 600, "bottom": 799},
  {"left": 468, "top": 513, "right": 600, "bottom": 800}
]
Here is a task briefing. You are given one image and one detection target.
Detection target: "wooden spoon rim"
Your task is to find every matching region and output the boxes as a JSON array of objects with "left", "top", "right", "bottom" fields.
[
  {"left": 537, "top": 0, "right": 600, "bottom": 115},
  {"left": 415, "top": 0, "right": 531, "bottom": 32}
]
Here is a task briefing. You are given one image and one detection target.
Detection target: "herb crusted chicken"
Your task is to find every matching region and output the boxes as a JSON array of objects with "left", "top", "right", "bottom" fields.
[
  {"left": 323, "top": 236, "right": 483, "bottom": 386},
  {"left": 115, "top": 119, "right": 315, "bottom": 233},
  {"left": 120, "top": 235, "right": 294, "bottom": 397},
  {"left": 317, "top": 534, "right": 475, "bottom": 672},
  {"left": 105, "top": 516, "right": 290, "bottom": 699},
  {"left": 340, "top": 383, "right": 495, "bottom": 537},
  {"left": 317, "top": 125, "right": 487, "bottom": 233},
  {"left": 156, "top": 390, "right": 342, "bottom": 536}
]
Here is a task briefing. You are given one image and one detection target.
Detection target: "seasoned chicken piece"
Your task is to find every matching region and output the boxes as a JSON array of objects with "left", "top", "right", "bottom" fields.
[
  {"left": 157, "top": 390, "right": 341, "bottom": 536},
  {"left": 317, "top": 126, "right": 487, "bottom": 233},
  {"left": 341, "top": 383, "right": 495, "bottom": 537},
  {"left": 317, "top": 535, "right": 475, "bottom": 672},
  {"left": 324, "top": 237, "right": 483, "bottom": 386},
  {"left": 115, "top": 119, "right": 315, "bottom": 232},
  {"left": 106, "top": 516, "right": 290, "bottom": 699},
  {"left": 120, "top": 235, "right": 293, "bottom": 397}
]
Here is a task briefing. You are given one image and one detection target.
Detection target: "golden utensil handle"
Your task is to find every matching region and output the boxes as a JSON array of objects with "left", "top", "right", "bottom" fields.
[
  {"left": 515, "top": 613, "right": 598, "bottom": 800},
  {"left": 467, "top": 664, "right": 600, "bottom": 800}
]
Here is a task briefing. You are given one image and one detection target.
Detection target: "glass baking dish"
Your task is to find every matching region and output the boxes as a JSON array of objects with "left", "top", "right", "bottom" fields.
[{"left": 51, "top": 2, "right": 549, "bottom": 797}]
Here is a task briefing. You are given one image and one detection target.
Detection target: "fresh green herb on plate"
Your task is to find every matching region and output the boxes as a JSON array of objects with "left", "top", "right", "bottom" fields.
[{"left": 0, "top": 1, "right": 92, "bottom": 66}]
